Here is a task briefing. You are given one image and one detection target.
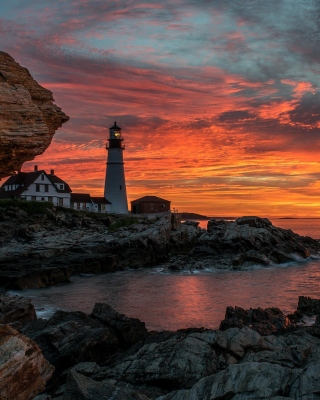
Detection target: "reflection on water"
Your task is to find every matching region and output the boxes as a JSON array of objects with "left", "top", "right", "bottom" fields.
[{"left": 8, "top": 259, "right": 320, "bottom": 331}]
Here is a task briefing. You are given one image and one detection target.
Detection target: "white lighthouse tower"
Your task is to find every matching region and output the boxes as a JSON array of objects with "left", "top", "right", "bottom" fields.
[{"left": 104, "top": 121, "right": 128, "bottom": 213}]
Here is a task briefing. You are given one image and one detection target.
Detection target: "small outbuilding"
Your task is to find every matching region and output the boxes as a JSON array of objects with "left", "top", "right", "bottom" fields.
[{"left": 131, "top": 196, "right": 171, "bottom": 214}]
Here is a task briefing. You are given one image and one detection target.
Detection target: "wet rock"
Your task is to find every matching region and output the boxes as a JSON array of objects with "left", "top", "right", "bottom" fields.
[
  {"left": 0, "top": 324, "right": 54, "bottom": 400},
  {"left": 91, "top": 303, "right": 147, "bottom": 348},
  {"left": 161, "top": 255, "right": 204, "bottom": 272}
]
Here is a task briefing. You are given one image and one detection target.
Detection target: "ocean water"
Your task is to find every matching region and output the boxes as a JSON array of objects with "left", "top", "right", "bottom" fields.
[{"left": 7, "top": 218, "right": 320, "bottom": 331}]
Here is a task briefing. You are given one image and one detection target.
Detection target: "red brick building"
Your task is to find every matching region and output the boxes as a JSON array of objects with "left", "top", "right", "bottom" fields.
[{"left": 131, "top": 196, "right": 171, "bottom": 214}]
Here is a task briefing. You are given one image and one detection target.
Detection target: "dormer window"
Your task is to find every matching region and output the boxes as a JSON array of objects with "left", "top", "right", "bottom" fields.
[{"left": 59, "top": 184, "right": 64, "bottom": 190}]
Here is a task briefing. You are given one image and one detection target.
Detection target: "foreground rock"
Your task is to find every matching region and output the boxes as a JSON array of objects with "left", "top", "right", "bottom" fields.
[
  {"left": 64, "top": 370, "right": 149, "bottom": 400},
  {"left": 5, "top": 296, "right": 320, "bottom": 399},
  {"left": 91, "top": 303, "right": 148, "bottom": 347},
  {"left": 0, "top": 51, "right": 69, "bottom": 179},
  {"left": 21, "top": 310, "right": 119, "bottom": 373},
  {"left": 158, "top": 362, "right": 300, "bottom": 400},
  {"left": 191, "top": 216, "right": 320, "bottom": 269},
  {"left": 0, "top": 324, "right": 54, "bottom": 400}
]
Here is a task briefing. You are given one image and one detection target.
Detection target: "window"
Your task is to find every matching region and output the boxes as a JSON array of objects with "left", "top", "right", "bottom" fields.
[
  {"left": 58, "top": 198, "right": 63, "bottom": 206},
  {"left": 59, "top": 184, "right": 64, "bottom": 190},
  {"left": 45, "top": 184, "right": 49, "bottom": 192},
  {"left": 120, "top": 185, "right": 122, "bottom": 190},
  {"left": 31, "top": 196, "right": 36, "bottom": 201},
  {"left": 83, "top": 202, "right": 86, "bottom": 208},
  {"left": 41, "top": 174, "right": 44, "bottom": 181},
  {"left": 102, "top": 204, "right": 105, "bottom": 211},
  {"left": 77, "top": 202, "right": 80, "bottom": 209},
  {"left": 48, "top": 197, "right": 53, "bottom": 203},
  {"left": 36, "top": 184, "right": 40, "bottom": 192}
]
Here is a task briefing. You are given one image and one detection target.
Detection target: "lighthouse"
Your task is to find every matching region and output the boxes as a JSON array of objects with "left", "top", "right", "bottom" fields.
[{"left": 104, "top": 121, "right": 128, "bottom": 213}]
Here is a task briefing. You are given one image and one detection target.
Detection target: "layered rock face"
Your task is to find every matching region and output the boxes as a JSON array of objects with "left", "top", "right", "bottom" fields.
[
  {"left": 0, "top": 324, "right": 54, "bottom": 400},
  {"left": 0, "top": 51, "right": 69, "bottom": 179}
]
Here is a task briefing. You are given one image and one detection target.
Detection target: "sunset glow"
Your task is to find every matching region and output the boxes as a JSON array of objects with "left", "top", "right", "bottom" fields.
[{"left": 2, "top": 1, "right": 320, "bottom": 217}]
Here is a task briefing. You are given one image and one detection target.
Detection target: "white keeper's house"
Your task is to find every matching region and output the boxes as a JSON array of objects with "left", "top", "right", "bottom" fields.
[{"left": 0, "top": 165, "right": 111, "bottom": 213}]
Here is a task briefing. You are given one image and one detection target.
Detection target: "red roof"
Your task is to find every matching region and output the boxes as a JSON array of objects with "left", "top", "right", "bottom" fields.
[{"left": 131, "top": 196, "right": 170, "bottom": 204}]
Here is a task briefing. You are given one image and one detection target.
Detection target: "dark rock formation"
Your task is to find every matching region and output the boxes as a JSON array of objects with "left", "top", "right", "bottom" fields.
[
  {"left": 91, "top": 303, "right": 148, "bottom": 348},
  {"left": 21, "top": 310, "right": 118, "bottom": 373},
  {"left": 4, "top": 295, "right": 320, "bottom": 399},
  {"left": 0, "top": 294, "right": 36, "bottom": 328},
  {"left": 220, "top": 305, "right": 293, "bottom": 335},
  {"left": 64, "top": 370, "right": 149, "bottom": 400},
  {"left": 0, "top": 324, "right": 54, "bottom": 400},
  {"left": 192, "top": 216, "right": 320, "bottom": 269},
  {"left": 0, "top": 209, "right": 201, "bottom": 289},
  {"left": 0, "top": 51, "right": 69, "bottom": 179}
]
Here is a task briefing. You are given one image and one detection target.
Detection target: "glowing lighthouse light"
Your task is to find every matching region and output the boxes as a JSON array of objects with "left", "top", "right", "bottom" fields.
[{"left": 104, "top": 121, "right": 128, "bottom": 213}]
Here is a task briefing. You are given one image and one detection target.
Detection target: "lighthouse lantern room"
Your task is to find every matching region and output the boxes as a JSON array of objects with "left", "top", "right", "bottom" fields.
[{"left": 104, "top": 121, "right": 128, "bottom": 213}]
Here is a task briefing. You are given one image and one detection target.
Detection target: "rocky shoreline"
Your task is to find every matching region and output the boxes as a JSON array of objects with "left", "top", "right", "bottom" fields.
[
  {"left": 2, "top": 294, "right": 320, "bottom": 399},
  {"left": 1, "top": 203, "right": 320, "bottom": 290}
]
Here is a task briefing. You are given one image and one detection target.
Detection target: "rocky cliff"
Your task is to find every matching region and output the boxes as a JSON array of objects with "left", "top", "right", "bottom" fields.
[
  {"left": 0, "top": 205, "right": 201, "bottom": 289},
  {"left": 0, "top": 51, "right": 69, "bottom": 179},
  {"left": 1, "top": 205, "right": 320, "bottom": 290}
]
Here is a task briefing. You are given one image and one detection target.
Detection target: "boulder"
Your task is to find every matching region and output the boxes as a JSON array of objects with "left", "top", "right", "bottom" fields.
[
  {"left": 106, "top": 330, "right": 217, "bottom": 390},
  {"left": 241, "top": 330, "right": 320, "bottom": 369},
  {"left": 0, "top": 51, "right": 69, "bottom": 179},
  {"left": 91, "top": 303, "right": 148, "bottom": 347},
  {"left": 297, "top": 296, "right": 320, "bottom": 316},
  {"left": 220, "top": 306, "right": 293, "bottom": 335},
  {"left": 215, "top": 326, "right": 268, "bottom": 358},
  {"left": 21, "top": 310, "right": 118, "bottom": 373},
  {"left": 157, "top": 362, "right": 300, "bottom": 400},
  {"left": 0, "top": 295, "right": 36, "bottom": 327},
  {"left": 290, "top": 361, "right": 320, "bottom": 399},
  {"left": 0, "top": 324, "right": 54, "bottom": 400},
  {"left": 63, "top": 370, "right": 150, "bottom": 400}
]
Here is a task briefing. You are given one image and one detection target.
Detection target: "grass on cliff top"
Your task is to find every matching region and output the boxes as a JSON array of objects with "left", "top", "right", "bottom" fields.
[
  {"left": 0, "top": 199, "right": 52, "bottom": 215},
  {"left": 108, "top": 216, "right": 138, "bottom": 232}
]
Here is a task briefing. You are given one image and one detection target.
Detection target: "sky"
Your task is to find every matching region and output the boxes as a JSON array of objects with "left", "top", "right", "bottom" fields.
[{"left": 1, "top": 0, "right": 320, "bottom": 217}]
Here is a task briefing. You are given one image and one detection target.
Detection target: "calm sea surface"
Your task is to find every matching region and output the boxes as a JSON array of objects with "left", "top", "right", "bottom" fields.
[{"left": 7, "top": 218, "right": 320, "bottom": 331}]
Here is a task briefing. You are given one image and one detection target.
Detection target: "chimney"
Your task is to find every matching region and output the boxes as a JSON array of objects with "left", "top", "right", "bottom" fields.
[
  {"left": 34, "top": 165, "right": 38, "bottom": 172},
  {"left": 50, "top": 169, "right": 54, "bottom": 175}
]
